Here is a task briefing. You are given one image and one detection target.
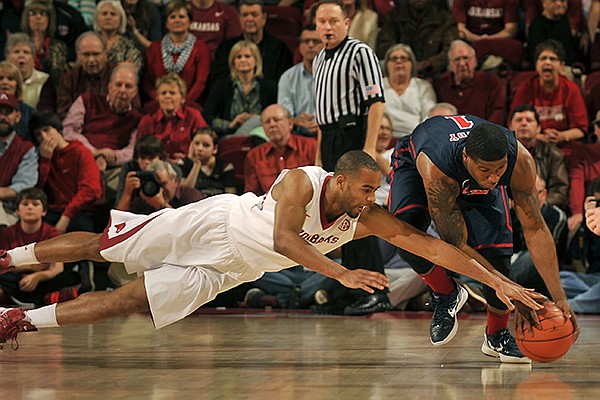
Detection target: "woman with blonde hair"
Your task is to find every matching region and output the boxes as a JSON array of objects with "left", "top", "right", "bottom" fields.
[
  {"left": 93, "top": 0, "right": 143, "bottom": 69},
  {"left": 137, "top": 73, "right": 208, "bottom": 164},
  {"left": 0, "top": 61, "right": 37, "bottom": 141},
  {"left": 203, "top": 40, "right": 277, "bottom": 137}
]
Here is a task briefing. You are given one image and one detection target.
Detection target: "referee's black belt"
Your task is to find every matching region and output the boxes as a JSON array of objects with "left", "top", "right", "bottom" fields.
[{"left": 319, "top": 115, "right": 366, "bottom": 132}]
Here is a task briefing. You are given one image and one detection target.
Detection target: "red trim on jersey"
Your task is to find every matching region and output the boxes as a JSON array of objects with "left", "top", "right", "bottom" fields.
[
  {"left": 393, "top": 204, "right": 428, "bottom": 216},
  {"left": 99, "top": 214, "right": 161, "bottom": 251},
  {"left": 473, "top": 243, "right": 513, "bottom": 250},
  {"left": 500, "top": 186, "right": 513, "bottom": 233}
]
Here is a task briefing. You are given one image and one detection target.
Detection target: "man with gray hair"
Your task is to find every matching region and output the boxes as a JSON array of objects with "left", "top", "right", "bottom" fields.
[
  {"left": 62, "top": 63, "right": 143, "bottom": 200},
  {"left": 117, "top": 159, "right": 204, "bottom": 214},
  {"left": 434, "top": 40, "right": 505, "bottom": 125}
]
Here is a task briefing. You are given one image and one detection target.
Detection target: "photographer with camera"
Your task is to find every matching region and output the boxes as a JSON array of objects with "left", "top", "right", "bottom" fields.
[{"left": 115, "top": 159, "right": 204, "bottom": 215}]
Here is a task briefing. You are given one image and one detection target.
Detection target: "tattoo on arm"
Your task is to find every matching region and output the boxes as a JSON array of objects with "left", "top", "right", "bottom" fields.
[{"left": 426, "top": 180, "right": 467, "bottom": 247}]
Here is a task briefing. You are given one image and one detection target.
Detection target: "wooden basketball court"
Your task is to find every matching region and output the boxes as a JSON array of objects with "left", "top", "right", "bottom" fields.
[{"left": 1, "top": 310, "right": 598, "bottom": 399}]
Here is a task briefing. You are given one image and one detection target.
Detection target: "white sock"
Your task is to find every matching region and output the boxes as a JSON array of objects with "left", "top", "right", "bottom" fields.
[
  {"left": 7, "top": 244, "right": 39, "bottom": 266},
  {"left": 24, "top": 304, "right": 58, "bottom": 328}
]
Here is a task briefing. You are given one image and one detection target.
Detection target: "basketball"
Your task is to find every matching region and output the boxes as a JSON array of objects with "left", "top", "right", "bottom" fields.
[{"left": 515, "top": 301, "right": 575, "bottom": 363}]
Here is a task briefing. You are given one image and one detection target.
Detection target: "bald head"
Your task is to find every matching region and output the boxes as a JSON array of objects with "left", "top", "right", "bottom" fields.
[{"left": 261, "top": 104, "right": 293, "bottom": 149}]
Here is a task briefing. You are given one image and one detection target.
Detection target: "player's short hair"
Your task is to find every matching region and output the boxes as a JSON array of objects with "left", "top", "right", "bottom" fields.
[
  {"left": 465, "top": 123, "right": 508, "bottom": 162},
  {"left": 29, "top": 111, "right": 63, "bottom": 145},
  {"left": 134, "top": 135, "right": 167, "bottom": 160},
  {"left": 334, "top": 150, "right": 380, "bottom": 177},
  {"left": 510, "top": 104, "right": 540, "bottom": 125},
  {"left": 17, "top": 187, "right": 48, "bottom": 211}
]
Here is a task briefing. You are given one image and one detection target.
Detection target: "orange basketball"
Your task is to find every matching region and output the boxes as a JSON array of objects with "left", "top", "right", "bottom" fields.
[{"left": 515, "top": 301, "right": 575, "bottom": 363}]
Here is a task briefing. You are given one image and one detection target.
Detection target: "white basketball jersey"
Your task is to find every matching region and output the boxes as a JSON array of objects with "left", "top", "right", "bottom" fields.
[{"left": 228, "top": 166, "right": 360, "bottom": 271}]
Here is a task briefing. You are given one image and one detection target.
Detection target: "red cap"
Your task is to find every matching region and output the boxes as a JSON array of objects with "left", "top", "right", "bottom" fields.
[{"left": 0, "top": 93, "right": 19, "bottom": 110}]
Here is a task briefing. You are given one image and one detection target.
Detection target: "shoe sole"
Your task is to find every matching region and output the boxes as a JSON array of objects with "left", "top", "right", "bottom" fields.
[
  {"left": 431, "top": 283, "right": 469, "bottom": 346},
  {"left": 481, "top": 336, "right": 532, "bottom": 364}
]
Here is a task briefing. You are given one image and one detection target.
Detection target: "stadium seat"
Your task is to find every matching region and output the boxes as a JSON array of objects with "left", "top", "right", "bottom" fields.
[
  {"left": 218, "top": 136, "right": 263, "bottom": 194},
  {"left": 472, "top": 38, "right": 525, "bottom": 69}
]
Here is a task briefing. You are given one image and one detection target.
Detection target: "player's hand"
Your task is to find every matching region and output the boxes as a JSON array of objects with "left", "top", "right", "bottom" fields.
[
  {"left": 555, "top": 298, "right": 580, "bottom": 342},
  {"left": 494, "top": 279, "right": 545, "bottom": 311},
  {"left": 337, "top": 269, "right": 389, "bottom": 293},
  {"left": 514, "top": 299, "right": 542, "bottom": 336},
  {"left": 19, "top": 274, "right": 40, "bottom": 292}
]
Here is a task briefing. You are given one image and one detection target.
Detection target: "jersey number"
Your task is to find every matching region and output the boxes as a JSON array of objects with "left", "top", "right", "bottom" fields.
[{"left": 444, "top": 115, "right": 474, "bottom": 130}]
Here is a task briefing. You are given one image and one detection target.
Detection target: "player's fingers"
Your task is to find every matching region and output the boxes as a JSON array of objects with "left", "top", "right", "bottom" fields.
[{"left": 498, "top": 293, "right": 515, "bottom": 310}]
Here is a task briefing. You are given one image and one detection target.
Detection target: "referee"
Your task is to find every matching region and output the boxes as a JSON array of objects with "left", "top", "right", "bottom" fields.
[
  {"left": 312, "top": 0, "right": 391, "bottom": 316},
  {"left": 313, "top": 0, "right": 385, "bottom": 171}
]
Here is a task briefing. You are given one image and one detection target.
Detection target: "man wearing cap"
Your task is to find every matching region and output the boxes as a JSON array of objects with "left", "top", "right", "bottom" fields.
[
  {"left": 568, "top": 110, "right": 600, "bottom": 235},
  {"left": 0, "top": 93, "right": 38, "bottom": 226}
]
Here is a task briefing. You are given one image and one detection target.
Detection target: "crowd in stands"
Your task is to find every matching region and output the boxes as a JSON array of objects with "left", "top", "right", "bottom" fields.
[{"left": 4, "top": 0, "right": 600, "bottom": 314}]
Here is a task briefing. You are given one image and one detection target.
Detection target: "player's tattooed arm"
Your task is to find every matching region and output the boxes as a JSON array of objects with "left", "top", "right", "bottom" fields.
[{"left": 426, "top": 178, "right": 469, "bottom": 248}]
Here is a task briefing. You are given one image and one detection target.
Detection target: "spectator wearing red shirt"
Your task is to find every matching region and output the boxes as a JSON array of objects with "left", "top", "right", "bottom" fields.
[
  {"left": 244, "top": 104, "right": 316, "bottom": 195},
  {"left": 31, "top": 111, "right": 103, "bottom": 234},
  {"left": 0, "top": 188, "right": 79, "bottom": 306},
  {"left": 143, "top": 1, "right": 211, "bottom": 104},
  {"left": 435, "top": 40, "right": 505, "bottom": 125},
  {"left": 137, "top": 73, "right": 208, "bottom": 164},
  {"left": 452, "top": 0, "right": 519, "bottom": 42},
  {"left": 511, "top": 39, "right": 587, "bottom": 166},
  {"left": 189, "top": 0, "right": 243, "bottom": 61}
]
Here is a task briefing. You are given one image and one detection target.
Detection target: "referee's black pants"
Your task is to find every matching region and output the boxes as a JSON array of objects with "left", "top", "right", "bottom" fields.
[{"left": 319, "top": 123, "right": 387, "bottom": 300}]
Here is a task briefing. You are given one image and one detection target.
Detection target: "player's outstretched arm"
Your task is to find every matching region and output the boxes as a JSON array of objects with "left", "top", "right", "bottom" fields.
[
  {"left": 356, "top": 205, "right": 543, "bottom": 311},
  {"left": 270, "top": 170, "right": 388, "bottom": 293}
]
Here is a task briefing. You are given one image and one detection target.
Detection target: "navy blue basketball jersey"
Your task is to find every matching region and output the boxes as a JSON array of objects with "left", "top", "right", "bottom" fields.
[{"left": 406, "top": 115, "right": 518, "bottom": 196}]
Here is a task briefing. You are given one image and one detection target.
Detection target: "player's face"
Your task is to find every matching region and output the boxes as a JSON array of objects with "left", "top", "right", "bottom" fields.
[
  {"left": 510, "top": 111, "right": 540, "bottom": 143},
  {"left": 463, "top": 153, "right": 508, "bottom": 190},
  {"left": 341, "top": 169, "right": 381, "bottom": 218},
  {"left": 239, "top": 5, "right": 266, "bottom": 35},
  {"left": 17, "top": 199, "right": 46, "bottom": 223},
  {"left": 315, "top": 3, "right": 349, "bottom": 49}
]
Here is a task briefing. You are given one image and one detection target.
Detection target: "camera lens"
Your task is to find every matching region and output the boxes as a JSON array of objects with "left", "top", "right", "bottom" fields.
[{"left": 141, "top": 179, "right": 160, "bottom": 197}]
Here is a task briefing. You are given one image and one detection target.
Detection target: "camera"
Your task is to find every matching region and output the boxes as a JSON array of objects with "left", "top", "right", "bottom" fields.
[{"left": 135, "top": 171, "right": 161, "bottom": 197}]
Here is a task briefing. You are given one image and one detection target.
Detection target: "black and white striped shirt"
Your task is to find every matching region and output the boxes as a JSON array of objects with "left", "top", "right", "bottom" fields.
[{"left": 313, "top": 36, "right": 384, "bottom": 126}]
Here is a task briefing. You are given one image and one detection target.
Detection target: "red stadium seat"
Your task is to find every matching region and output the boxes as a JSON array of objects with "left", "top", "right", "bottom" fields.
[
  {"left": 218, "top": 136, "right": 262, "bottom": 194},
  {"left": 265, "top": 6, "right": 303, "bottom": 40},
  {"left": 471, "top": 38, "right": 525, "bottom": 69},
  {"left": 507, "top": 71, "right": 537, "bottom": 110}
]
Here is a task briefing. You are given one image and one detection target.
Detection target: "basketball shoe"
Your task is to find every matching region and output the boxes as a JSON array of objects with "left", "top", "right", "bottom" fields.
[
  {"left": 430, "top": 280, "right": 468, "bottom": 346},
  {"left": 482, "top": 327, "right": 531, "bottom": 364},
  {"left": 0, "top": 250, "right": 12, "bottom": 274},
  {"left": 0, "top": 308, "right": 38, "bottom": 350}
]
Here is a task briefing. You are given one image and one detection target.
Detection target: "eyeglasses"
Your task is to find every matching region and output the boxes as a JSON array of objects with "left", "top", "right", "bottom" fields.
[
  {"left": 27, "top": 10, "right": 49, "bottom": 17},
  {"left": 388, "top": 56, "right": 411, "bottom": 63},
  {"left": 301, "top": 38, "right": 322, "bottom": 45},
  {"left": 537, "top": 55, "right": 560, "bottom": 62}
]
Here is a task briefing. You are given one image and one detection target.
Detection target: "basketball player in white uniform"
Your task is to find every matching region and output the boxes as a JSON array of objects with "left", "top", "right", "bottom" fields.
[{"left": 0, "top": 151, "right": 543, "bottom": 348}]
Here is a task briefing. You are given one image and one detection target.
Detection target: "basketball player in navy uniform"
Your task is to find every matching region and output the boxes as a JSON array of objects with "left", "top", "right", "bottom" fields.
[
  {"left": 389, "top": 114, "right": 579, "bottom": 363},
  {"left": 0, "top": 151, "right": 542, "bottom": 349}
]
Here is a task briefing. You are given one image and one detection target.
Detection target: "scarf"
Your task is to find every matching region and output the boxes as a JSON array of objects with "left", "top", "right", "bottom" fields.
[{"left": 161, "top": 33, "right": 196, "bottom": 74}]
